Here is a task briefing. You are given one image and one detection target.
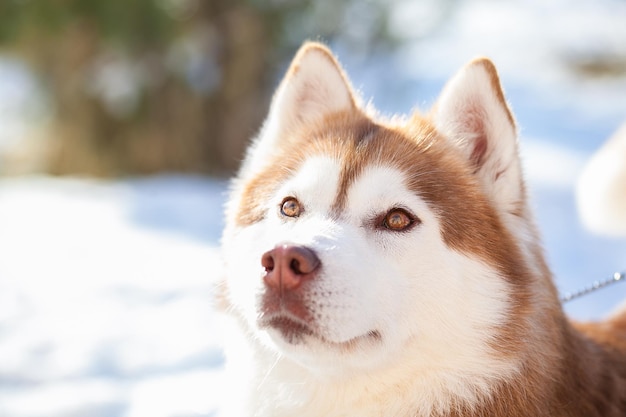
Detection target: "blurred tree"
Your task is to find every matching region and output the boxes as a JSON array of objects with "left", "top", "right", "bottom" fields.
[{"left": 0, "top": 0, "right": 395, "bottom": 176}]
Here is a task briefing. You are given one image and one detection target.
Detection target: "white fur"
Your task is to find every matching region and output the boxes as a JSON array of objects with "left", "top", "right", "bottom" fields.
[
  {"left": 221, "top": 46, "right": 532, "bottom": 417},
  {"left": 222, "top": 163, "right": 519, "bottom": 417}
]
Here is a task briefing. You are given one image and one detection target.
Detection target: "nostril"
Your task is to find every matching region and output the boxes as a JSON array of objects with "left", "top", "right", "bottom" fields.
[
  {"left": 290, "top": 259, "right": 301, "bottom": 274},
  {"left": 261, "top": 251, "right": 275, "bottom": 272},
  {"left": 287, "top": 246, "right": 320, "bottom": 275}
]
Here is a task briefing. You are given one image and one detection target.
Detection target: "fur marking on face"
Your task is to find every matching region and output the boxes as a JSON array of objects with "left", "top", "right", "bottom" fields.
[{"left": 219, "top": 42, "right": 626, "bottom": 417}]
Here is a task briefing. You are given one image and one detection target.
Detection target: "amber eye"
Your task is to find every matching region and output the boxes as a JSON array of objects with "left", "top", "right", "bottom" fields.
[
  {"left": 382, "top": 208, "right": 415, "bottom": 231},
  {"left": 280, "top": 197, "right": 302, "bottom": 218}
]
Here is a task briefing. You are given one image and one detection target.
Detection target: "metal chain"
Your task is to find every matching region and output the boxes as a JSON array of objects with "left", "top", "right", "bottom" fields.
[{"left": 560, "top": 271, "right": 625, "bottom": 303}]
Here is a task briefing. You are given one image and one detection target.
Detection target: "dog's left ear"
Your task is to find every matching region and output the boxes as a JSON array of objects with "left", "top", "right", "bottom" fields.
[{"left": 431, "top": 58, "right": 524, "bottom": 212}]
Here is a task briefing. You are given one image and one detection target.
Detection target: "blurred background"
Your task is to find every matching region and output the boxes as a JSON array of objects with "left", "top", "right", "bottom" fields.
[
  {"left": 0, "top": 0, "right": 397, "bottom": 177},
  {"left": 1, "top": 0, "right": 626, "bottom": 416}
]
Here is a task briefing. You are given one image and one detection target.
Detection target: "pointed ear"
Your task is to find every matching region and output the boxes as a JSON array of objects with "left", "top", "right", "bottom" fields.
[
  {"left": 269, "top": 42, "right": 357, "bottom": 131},
  {"left": 240, "top": 42, "right": 358, "bottom": 177},
  {"left": 431, "top": 58, "right": 524, "bottom": 212}
]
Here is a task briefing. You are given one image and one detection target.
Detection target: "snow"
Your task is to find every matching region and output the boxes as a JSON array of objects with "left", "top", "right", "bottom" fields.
[
  {"left": 0, "top": 177, "right": 226, "bottom": 417},
  {"left": 2, "top": 1, "right": 626, "bottom": 416}
]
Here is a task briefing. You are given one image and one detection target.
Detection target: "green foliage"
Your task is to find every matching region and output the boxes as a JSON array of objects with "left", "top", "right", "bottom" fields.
[
  {"left": 0, "top": 0, "right": 175, "bottom": 49},
  {"left": 0, "top": 0, "right": 397, "bottom": 176}
]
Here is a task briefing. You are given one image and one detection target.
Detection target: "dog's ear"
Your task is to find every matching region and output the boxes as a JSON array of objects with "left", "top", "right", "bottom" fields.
[
  {"left": 268, "top": 42, "right": 357, "bottom": 132},
  {"left": 239, "top": 42, "right": 357, "bottom": 177},
  {"left": 431, "top": 58, "right": 524, "bottom": 212}
]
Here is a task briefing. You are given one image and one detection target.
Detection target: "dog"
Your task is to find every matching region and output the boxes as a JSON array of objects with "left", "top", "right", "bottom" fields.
[
  {"left": 577, "top": 122, "right": 626, "bottom": 236},
  {"left": 218, "top": 41, "right": 626, "bottom": 417}
]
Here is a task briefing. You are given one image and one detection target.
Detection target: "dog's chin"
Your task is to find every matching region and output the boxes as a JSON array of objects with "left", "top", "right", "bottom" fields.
[{"left": 259, "top": 315, "right": 382, "bottom": 352}]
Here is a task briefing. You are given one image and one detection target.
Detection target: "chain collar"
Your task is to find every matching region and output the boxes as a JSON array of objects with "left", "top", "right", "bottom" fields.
[{"left": 560, "top": 271, "right": 625, "bottom": 303}]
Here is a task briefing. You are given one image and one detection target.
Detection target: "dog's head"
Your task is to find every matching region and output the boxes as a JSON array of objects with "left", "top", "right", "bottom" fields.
[{"left": 220, "top": 43, "right": 550, "bottom": 382}]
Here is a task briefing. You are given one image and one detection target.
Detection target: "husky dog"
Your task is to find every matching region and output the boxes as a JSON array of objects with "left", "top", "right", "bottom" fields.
[{"left": 218, "top": 42, "right": 626, "bottom": 417}]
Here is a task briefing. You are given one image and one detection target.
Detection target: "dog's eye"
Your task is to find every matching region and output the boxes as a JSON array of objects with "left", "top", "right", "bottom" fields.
[
  {"left": 382, "top": 208, "right": 415, "bottom": 231},
  {"left": 280, "top": 197, "right": 302, "bottom": 218}
]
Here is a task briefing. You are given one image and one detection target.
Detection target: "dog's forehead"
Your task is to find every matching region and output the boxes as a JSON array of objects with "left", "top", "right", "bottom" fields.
[
  {"left": 278, "top": 155, "right": 343, "bottom": 213},
  {"left": 235, "top": 113, "right": 450, "bottom": 226},
  {"left": 315, "top": 116, "right": 450, "bottom": 214},
  {"left": 281, "top": 115, "right": 444, "bottom": 212},
  {"left": 282, "top": 155, "right": 419, "bottom": 218}
]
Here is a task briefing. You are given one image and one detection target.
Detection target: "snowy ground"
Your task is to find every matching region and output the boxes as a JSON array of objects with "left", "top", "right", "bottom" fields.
[
  {"left": 2, "top": 1, "right": 626, "bottom": 416},
  {"left": 0, "top": 177, "right": 227, "bottom": 417}
]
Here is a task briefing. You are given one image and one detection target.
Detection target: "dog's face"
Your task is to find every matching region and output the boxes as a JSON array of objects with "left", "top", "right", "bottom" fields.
[{"left": 221, "top": 43, "right": 539, "bottom": 380}]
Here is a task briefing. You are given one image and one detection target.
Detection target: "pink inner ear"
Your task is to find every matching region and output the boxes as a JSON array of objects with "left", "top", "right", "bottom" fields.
[
  {"left": 470, "top": 134, "right": 488, "bottom": 168},
  {"left": 293, "top": 79, "right": 331, "bottom": 124},
  {"left": 465, "top": 106, "right": 489, "bottom": 169}
]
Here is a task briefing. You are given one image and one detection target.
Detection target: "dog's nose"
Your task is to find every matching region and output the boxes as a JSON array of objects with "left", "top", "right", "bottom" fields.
[{"left": 261, "top": 245, "right": 320, "bottom": 292}]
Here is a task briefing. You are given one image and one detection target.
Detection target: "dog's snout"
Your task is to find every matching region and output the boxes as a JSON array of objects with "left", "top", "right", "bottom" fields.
[{"left": 262, "top": 245, "right": 320, "bottom": 291}]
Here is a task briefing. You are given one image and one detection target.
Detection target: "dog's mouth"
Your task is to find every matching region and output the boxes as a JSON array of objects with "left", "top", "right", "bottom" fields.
[
  {"left": 264, "top": 316, "right": 315, "bottom": 344},
  {"left": 259, "top": 315, "right": 382, "bottom": 349}
]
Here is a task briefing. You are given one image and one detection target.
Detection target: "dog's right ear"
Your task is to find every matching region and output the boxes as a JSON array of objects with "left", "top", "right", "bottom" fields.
[{"left": 240, "top": 42, "right": 358, "bottom": 176}]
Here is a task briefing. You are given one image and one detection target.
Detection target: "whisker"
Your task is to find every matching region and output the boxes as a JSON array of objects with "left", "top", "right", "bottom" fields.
[{"left": 257, "top": 352, "right": 282, "bottom": 390}]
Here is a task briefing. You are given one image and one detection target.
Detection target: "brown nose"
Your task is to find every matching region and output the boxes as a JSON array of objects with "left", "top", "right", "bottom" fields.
[{"left": 261, "top": 245, "right": 321, "bottom": 292}]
